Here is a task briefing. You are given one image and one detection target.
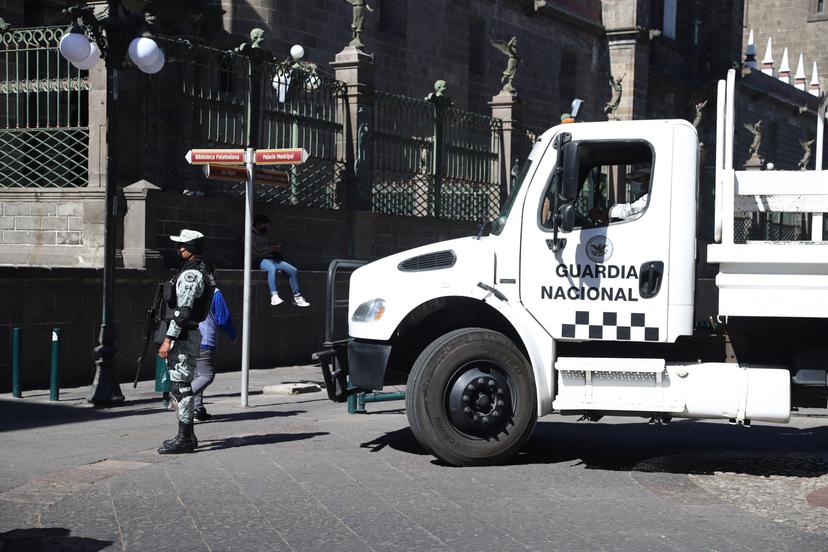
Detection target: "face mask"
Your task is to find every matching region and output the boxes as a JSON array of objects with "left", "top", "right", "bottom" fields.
[{"left": 629, "top": 182, "right": 643, "bottom": 197}]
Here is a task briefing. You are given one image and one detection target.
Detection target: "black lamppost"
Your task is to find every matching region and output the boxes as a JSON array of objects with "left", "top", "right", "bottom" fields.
[{"left": 59, "top": 1, "right": 166, "bottom": 405}]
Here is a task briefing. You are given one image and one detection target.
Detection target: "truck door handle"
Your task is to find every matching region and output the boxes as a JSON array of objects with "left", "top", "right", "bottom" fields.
[{"left": 639, "top": 261, "right": 664, "bottom": 299}]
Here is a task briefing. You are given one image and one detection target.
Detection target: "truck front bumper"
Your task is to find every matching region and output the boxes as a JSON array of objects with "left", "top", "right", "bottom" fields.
[
  {"left": 316, "top": 339, "right": 392, "bottom": 401},
  {"left": 347, "top": 339, "right": 392, "bottom": 391}
]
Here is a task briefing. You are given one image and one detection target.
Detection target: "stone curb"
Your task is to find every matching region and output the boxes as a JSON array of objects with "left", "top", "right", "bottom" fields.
[{"left": 262, "top": 383, "right": 322, "bottom": 395}]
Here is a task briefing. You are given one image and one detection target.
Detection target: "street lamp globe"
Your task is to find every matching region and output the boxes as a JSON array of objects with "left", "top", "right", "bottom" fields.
[
  {"left": 290, "top": 44, "right": 305, "bottom": 61},
  {"left": 71, "top": 41, "right": 101, "bottom": 70},
  {"left": 127, "top": 36, "right": 162, "bottom": 71},
  {"left": 140, "top": 49, "right": 165, "bottom": 74},
  {"left": 59, "top": 30, "right": 92, "bottom": 63}
]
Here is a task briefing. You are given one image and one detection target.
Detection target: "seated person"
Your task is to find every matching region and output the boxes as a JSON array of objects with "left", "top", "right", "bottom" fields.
[
  {"left": 251, "top": 214, "right": 310, "bottom": 307},
  {"left": 589, "top": 168, "right": 650, "bottom": 224}
]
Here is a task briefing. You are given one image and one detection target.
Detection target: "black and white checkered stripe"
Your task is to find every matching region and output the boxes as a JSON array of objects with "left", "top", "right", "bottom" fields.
[{"left": 561, "top": 311, "right": 660, "bottom": 341}]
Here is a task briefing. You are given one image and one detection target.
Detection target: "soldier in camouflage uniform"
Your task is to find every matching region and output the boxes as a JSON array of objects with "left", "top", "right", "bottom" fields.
[{"left": 158, "top": 229, "right": 214, "bottom": 454}]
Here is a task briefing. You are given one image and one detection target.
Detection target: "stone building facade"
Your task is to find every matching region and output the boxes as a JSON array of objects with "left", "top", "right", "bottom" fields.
[
  {"left": 1, "top": 0, "right": 825, "bottom": 390},
  {"left": 743, "top": 0, "right": 828, "bottom": 92}
]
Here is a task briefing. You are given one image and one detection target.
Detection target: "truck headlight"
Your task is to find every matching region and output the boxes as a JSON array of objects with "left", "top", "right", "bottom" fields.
[{"left": 352, "top": 299, "right": 386, "bottom": 322}]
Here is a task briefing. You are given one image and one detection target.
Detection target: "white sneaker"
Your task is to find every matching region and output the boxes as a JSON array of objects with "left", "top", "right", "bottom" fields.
[
  {"left": 293, "top": 294, "right": 310, "bottom": 307},
  {"left": 270, "top": 294, "right": 284, "bottom": 306}
]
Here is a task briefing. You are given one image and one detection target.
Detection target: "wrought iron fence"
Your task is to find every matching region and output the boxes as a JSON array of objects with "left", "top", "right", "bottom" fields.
[
  {"left": 441, "top": 108, "right": 502, "bottom": 222},
  {"left": 145, "top": 38, "right": 346, "bottom": 208},
  {"left": 0, "top": 26, "right": 89, "bottom": 188},
  {"left": 371, "top": 92, "right": 504, "bottom": 222},
  {"left": 734, "top": 211, "right": 808, "bottom": 242},
  {"left": 370, "top": 93, "right": 433, "bottom": 217}
]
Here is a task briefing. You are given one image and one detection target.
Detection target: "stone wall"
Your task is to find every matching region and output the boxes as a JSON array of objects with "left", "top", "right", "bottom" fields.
[
  {"left": 0, "top": 267, "right": 330, "bottom": 393},
  {"left": 736, "top": 71, "right": 824, "bottom": 172},
  {"left": 124, "top": 186, "right": 478, "bottom": 272},
  {"left": 744, "top": 0, "right": 828, "bottom": 92},
  {"left": 0, "top": 189, "right": 106, "bottom": 268},
  {"left": 0, "top": 194, "right": 478, "bottom": 392},
  {"left": 0, "top": 201, "right": 478, "bottom": 393}
]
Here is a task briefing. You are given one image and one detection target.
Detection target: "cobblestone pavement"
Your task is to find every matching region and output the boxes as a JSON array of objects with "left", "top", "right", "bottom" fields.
[{"left": 1, "top": 364, "right": 827, "bottom": 551}]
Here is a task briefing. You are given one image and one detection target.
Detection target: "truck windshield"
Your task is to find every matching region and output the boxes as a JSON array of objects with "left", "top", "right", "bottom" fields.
[{"left": 491, "top": 158, "right": 533, "bottom": 235}]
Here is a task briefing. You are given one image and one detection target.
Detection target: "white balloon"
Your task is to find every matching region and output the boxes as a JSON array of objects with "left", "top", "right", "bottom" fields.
[
  {"left": 139, "top": 49, "right": 165, "bottom": 74},
  {"left": 59, "top": 32, "right": 91, "bottom": 63},
  {"left": 128, "top": 37, "right": 161, "bottom": 68},
  {"left": 70, "top": 42, "right": 101, "bottom": 71},
  {"left": 290, "top": 44, "right": 305, "bottom": 60}
]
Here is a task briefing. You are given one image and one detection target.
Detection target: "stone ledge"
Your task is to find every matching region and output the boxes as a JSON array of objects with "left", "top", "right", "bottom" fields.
[{"left": 262, "top": 383, "right": 322, "bottom": 395}]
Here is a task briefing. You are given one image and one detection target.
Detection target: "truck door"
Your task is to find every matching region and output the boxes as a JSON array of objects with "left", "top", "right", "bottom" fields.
[{"left": 519, "top": 129, "right": 672, "bottom": 343}]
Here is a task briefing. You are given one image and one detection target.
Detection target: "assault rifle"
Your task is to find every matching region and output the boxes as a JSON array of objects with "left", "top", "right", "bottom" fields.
[{"left": 134, "top": 283, "right": 166, "bottom": 388}]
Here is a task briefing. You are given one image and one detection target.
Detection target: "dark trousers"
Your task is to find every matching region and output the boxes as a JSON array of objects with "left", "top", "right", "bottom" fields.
[{"left": 192, "top": 347, "right": 215, "bottom": 412}]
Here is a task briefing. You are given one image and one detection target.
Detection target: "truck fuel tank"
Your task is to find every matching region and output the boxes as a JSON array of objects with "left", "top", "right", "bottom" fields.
[{"left": 553, "top": 358, "right": 790, "bottom": 423}]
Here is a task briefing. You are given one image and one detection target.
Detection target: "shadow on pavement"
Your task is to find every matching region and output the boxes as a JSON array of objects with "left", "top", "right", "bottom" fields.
[
  {"left": 198, "top": 431, "right": 328, "bottom": 451},
  {"left": 200, "top": 390, "right": 263, "bottom": 399},
  {"left": 0, "top": 399, "right": 168, "bottom": 432},
  {"left": 364, "top": 419, "right": 828, "bottom": 476},
  {"left": 508, "top": 420, "right": 828, "bottom": 476},
  {"left": 0, "top": 527, "right": 112, "bottom": 552},
  {"left": 199, "top": 409, "right": 305, "bottom": 423},
  {"left": 360, "top": 427, "right": 428, "bottom": 455}
]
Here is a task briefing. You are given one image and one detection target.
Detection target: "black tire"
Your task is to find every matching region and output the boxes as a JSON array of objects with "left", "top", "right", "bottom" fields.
[{"left": 406, "top": 328, "right": 537, "bottom": 466}]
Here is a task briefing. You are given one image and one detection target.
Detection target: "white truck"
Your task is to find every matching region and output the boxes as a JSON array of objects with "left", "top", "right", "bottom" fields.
[{"left": 319, "top": 69, "right": 828, "bottom": 466}]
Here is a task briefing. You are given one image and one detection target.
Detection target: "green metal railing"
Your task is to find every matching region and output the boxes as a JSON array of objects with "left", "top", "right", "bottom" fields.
[
  {"left": 0, "top": 26, "right": 89, "bottom": 188},
  {"left": 441, "top": 108, "right": 502, "bottom": 222},
  {"left": 370, "top": 92, "right": 504, "bottom": 221},
  {"left": 371, "top": 92, "right": 434, "bottom": 216}
]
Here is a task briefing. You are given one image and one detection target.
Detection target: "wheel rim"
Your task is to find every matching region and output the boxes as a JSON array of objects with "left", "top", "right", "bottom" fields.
[{"left": 445, "top": 361, "right": 514, "bottom": 438}]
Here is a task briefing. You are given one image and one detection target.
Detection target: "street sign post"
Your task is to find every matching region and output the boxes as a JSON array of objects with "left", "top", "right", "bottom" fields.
[
  {"left": 185, "top": 149, "right": 245, "bottom": 165},
  {"left": 202, "top": 164, "right": 289, "bottom": 186},
  {"left": 254, "top": 148, "right": 308, "bottom": 165},
  {"left": 185, "top": 146, "right": 305, "bottom": 407}
]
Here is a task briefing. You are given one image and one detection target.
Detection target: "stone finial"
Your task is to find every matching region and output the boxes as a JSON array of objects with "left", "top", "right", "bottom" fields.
[
  {"left": 761, "top": 37, "right": 774, "bottom": 76},
  {"left": 603, "top": 73, "right": 625, "bottom": 121},
  {"left": 778, "top": 47, "right": 791, "bottom": 84},
  {"left": 810, "top": 62, "right": 821, "bottom": 97},
  {"left": 793, "top": 54, "right": 807, "bottom": 91},
  {"left": 744, "top": 29, "right": 758, "bottom": 69},
  {"left": 491, "top": 37, "right": 519, "bottom": 95}
]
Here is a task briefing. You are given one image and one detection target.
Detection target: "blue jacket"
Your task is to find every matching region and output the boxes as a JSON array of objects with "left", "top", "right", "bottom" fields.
[{"left": 199, "top": 288, "right": 236, "bottom": 350}]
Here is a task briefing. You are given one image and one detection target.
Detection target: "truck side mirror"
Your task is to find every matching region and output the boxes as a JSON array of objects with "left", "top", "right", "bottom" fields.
[
  {"left": 557, "top": 204, "right": 575, "bottom": 233},
  {"left": 560, "top": 142, "right": 580, "bottom": 202}
]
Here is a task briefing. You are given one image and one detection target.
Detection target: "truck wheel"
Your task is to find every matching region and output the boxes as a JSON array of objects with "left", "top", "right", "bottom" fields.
[{"left": 406, "top": 328, "right": 537, "bottom": 466}]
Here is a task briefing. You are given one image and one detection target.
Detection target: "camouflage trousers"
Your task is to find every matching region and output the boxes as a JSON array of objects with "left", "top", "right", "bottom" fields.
[{"left": 167, "top": 329, "right": 202, "bottom": 424}]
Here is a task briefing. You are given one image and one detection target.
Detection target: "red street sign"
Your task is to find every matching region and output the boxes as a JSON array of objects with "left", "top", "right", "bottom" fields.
[
  {"left": 185, "top": 149, "right": 245, "bottom": 165},
  {"left": 202, "top": 164, "right": 249, "bottom": 182},
  {"left": 254, "top": 148, "right": 308, "bottom": 165},
  {"left": 203, "top": 164, "right": 289, "bottom": 186},
  {"left": 255, "top": 169, "right": 290, "bottom": 187}
]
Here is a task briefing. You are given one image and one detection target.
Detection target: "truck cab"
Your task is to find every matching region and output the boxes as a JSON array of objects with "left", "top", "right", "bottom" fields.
[{"left": 321, "top": 70, "right": 828, "bottom": 466}]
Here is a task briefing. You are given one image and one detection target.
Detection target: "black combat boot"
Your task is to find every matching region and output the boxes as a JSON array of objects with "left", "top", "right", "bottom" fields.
[
  {"left": 158, "top": 421, "right": 197, "bottom": 454},
  {"left": 161, "top": 420, "right": 198, "bottom": 449}
]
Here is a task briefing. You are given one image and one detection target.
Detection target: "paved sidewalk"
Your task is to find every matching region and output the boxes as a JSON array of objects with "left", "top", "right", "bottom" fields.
[{"left": 1, "top": 365, "right": 827, "bottom": 551}]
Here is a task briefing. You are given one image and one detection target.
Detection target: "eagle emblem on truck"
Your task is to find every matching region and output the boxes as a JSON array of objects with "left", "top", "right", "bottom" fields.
[{"left": 586, "top": 236, "right": 613, "bottom": 263}]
